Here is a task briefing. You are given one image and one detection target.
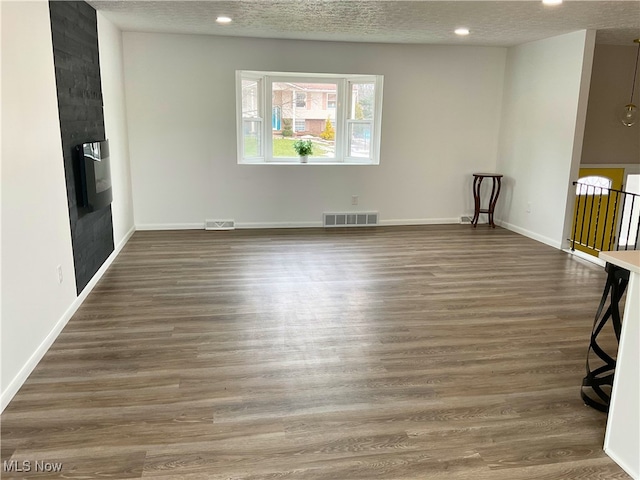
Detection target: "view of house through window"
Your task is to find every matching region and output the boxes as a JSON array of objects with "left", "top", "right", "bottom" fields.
[
  {"left": 348, "top": 83, "right": 375, "bottom": 158},
  {"left": 241, "top": 78, "right": 262, "bottom": 158},
  {"left": 272, "top": 82, "right": 338, "bottom": 159},
  {"left": 237, "top": 71, "right": 383, "bottom": 164}
]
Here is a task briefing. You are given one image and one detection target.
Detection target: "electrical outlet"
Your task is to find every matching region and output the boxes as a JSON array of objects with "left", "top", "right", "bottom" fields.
[
  {"left": 351, "top": 195, "right": 359, "bottom": 205},
  {"left": 527, "top": 202, "right": 532, "bottom": 214},
  {"left": 57, "top": 265, "right": 63, "bottom": 284}
]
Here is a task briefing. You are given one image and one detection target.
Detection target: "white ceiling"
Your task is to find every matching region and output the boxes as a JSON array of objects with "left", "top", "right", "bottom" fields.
[{"left": 89, "top": 0, "right": 640, "bottom": 47}]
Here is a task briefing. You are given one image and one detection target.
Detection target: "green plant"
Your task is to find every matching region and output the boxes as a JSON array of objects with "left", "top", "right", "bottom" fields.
[
  {"left": 292, "top": 139, "right": 313, "bottom": 156},
  {"left": 320, "top": 117, "right": 335, "bottom": 140},
  {"left": 282, "top": 118, "right": 293, "bottom": 137}
]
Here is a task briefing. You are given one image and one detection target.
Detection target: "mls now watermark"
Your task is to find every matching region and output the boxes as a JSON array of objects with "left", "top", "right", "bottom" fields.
[{"left": 3, "top": 460, "right": 63, "bottom": 473}]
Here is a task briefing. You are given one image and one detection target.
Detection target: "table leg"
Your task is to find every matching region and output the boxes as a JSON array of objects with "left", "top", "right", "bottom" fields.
[
  {"left": 487, "top": 177, "right": 502, "bottom": 228},
  {"left": 581, "top": 263, "right": 628, "bottom": 412},
  {"left": 471, "top": 176, "right": 483, "bottom": 227}
]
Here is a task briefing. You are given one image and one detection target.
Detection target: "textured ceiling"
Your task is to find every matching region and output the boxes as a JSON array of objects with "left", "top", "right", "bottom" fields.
[{"left": 89, "top": 1, "right": 640, "bottom": 47}]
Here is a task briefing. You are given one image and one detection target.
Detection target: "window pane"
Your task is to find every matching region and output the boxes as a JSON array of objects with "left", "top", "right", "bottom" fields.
[
  {"left": 619, "top": 175, "right": 640, "bottom": 246},
  {"left": 272, "top": 82, "right": 337, "bottom": 159},
  {"left": 243, "top": 120, "right": 261, "bottom": 157},
  {"left": 576, "top": 176, "right": 612, "bottom": 195},
  {"left": 350, "top": 83, "right": 375, "bottom": 120},
  {"left": 349, "top": 123, "right": 371, "bottom": 158},
  {"left": 242, "top": 79, "right": 260, "bottom": 118},
  {"left": 272, "top": 106, "right": 281, "bottom": 131},
  {"left": 238, "top": 72, "right": 382, "bottom": 164}
]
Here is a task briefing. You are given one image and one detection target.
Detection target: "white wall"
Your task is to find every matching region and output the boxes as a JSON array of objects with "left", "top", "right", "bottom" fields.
[
  {"left": 98, "top": 13, "right": 135, "bottom": 244},
  {"left": 123, "top": 34, "right": 507, "bottom": 228},
  {"left": 0, "top": 4, "right": 135, "bottom": 412},
  {"left": 496, "top": 30, "right": 596, "bottom": 248},
  {"left": 1, "top": 1, "right": 77, "bottom": 408},
  {"left": 581, "top": 44, "right": 640, "bottom": 166}
]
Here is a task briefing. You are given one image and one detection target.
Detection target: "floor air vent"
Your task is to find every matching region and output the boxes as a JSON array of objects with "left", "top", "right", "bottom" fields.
[
  {"left": 205, "top": 220, "right": 235, "bottom": 230},
  {"left": 324, "top": 212, "right": 378, "bottom": 228}
]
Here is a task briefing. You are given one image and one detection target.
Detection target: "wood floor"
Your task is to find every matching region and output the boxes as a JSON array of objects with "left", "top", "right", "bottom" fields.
[{"left": 1, "top": 225, "right": 630, "bottom": 479}]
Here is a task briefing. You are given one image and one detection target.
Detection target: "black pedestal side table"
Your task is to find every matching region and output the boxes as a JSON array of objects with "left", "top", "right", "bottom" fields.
[{"left": 472, "top": 173, "right": 503, "bottom": 228}]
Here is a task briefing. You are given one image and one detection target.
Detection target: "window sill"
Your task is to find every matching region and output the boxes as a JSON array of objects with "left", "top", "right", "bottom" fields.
[{"left": 239, "top": 160, "right": 379, "bottom": 166}]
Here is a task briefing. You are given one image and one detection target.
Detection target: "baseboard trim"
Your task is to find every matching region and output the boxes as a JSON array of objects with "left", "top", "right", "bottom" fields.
[
  {"left": 604, "top": 446, "right": 639, "bottom": 480},
  {"left": 563, "top": 248, "right": 606, "bottom": 267},
  {"left": 0, "top": 225, "right": 136, "bottom": 413},
  {"left": 236, "top": 221, "right": 323, "bottom": 229},
  {"left": 136, "top": 219, "right": 464, "bottom": 230},
  {"left": 380, "top": 218, "right": 460, "bottom": 226},
  {"left": 496, "top": 220, "right": 562, "bottom": 250},
  {"left": 136, "top": 223, "right": 204, "bottom": 230}
]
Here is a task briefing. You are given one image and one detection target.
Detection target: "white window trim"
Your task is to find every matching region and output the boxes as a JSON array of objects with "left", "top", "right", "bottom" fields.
[
  {"left": 236, "top": 70, "right": 383, "bottom": 165},
  {"left": 237, "top": 72, "right": 265, "bottom": 162}
]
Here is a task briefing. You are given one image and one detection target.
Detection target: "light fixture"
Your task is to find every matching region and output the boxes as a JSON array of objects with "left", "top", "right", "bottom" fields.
[
  {"left": 542, "top": 0, "right": 563, "bottom": 5},
  {"left": 216, "top": 16, "right": 232, "bottom": 24},
  {"left": 455, "top": 28, "right": 470, "bottom": 36},
  {"left": 620, "top": 38, "right": 640, "bottom": 127}
]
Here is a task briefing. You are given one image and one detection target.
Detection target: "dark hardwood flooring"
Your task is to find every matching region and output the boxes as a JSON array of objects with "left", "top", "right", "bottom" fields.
[{"left": 1, "top": 225, "right": 629, "bottom": 479}]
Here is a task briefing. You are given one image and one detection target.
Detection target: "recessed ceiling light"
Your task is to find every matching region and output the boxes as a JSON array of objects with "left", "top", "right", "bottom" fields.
[
  {"left": 542, "top": 0, "right": 563, "bottom": 5},
  {"left": 455, "top": 28, "right": 470, "bottom": 36},
  {"left": 216, "top": 16, "right": 232, "bottom": 24}
]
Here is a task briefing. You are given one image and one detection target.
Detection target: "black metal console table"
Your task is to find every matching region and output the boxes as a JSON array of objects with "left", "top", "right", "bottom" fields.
[{"left": 581, "top": 262, "right": 629, "bottom": 412}]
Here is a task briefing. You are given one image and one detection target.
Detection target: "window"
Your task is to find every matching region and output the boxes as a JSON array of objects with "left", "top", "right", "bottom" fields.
[
  {"left": 576, "top": 176, "right": 612, "bottom": 196},
  {"left": 347, "top": 83, "right": 376, "bottom": 158},
  {"left": 295, "top": 92, "right": 306, "bottom": 108},
  {"left": 327, "top": 93, "right": 336, "bottom": 109},
  {"left": 237, "top": 71, "right": 384, "bottom": 164},
  {"left": 240, "top": 76, "right": 263, "bottom": 159},
  {"left": 619, "top": 174, "right": 640, "bottom": 247}
]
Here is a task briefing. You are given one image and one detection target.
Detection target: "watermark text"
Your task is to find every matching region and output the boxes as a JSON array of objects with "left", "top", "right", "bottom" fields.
[{"left": 3, "top": 459, "right": 63, "bottom": 473}]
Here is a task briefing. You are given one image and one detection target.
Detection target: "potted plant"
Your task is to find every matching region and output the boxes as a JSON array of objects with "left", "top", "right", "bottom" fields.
[{"left": 292, "top": 139, "right": 313, "bottom": 163}]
